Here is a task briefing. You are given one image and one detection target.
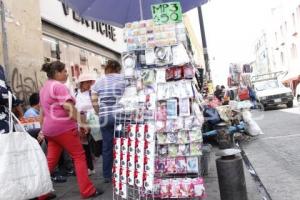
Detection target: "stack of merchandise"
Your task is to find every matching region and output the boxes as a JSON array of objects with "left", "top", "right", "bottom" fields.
[{"left": 112, "top": 19, "right": 206, "bottom": 199}]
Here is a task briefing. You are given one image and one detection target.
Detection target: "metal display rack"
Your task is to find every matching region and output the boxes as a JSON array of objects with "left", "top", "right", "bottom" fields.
[{"left": 112, "top": 19, "right": 206, "bottom": 200}]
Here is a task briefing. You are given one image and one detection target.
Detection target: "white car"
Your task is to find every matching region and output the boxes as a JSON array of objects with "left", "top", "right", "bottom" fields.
[{"left": 253, "top": 79, "right": 294, "bottom": 109}]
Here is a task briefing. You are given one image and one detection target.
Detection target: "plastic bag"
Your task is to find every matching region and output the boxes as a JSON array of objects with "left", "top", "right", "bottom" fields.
[
  {"left": 242, "top": 110, "right": 264, "bottom": 136},
  {"left": 0, "top": 132, "right": 53, "bottom": 200},
  {"left": 86, "top": 111, "right": 102, "bottom": 141},
  {"left": 0, "top": 92, "right": 53, "bottom": 199}
]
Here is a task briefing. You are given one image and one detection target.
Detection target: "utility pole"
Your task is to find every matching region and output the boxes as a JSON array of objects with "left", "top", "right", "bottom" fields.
[
  {"left": 0, "top": 0, "right": 9, "bottom": 80},
  {"left": 197, "top": 6, "right": 211, "bottom": 80}
]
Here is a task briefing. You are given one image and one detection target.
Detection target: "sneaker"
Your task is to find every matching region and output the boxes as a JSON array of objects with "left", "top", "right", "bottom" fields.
[
  {"left": 88, "top": 169, "right": 96, "bottom": 176},
  {"left": 51, "top": 175, "right": 67, "bottom": 183},
  {"left": 84, "top": 188, "right": 104, "bottom": 199},
  {"left": 103, "top": 178, "right": 111, "bottom": 183}
]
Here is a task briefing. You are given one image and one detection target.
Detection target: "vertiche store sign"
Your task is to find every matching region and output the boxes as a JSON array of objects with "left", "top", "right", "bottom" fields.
[{"left": 61, "top": 3, "right": 116, "bottom": 41}]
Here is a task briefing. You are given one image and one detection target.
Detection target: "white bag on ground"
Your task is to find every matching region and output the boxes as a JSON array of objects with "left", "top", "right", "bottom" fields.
[
  {"left": 0, "top": 92, "right": 53, "bottom": 200},
  {"left": 242, "top": 110, "right": 264, "bottom": 136}
]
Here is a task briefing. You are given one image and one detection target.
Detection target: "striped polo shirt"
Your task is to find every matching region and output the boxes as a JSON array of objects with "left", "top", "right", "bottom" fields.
[{"left": 92, "top": 73, "right": 125, "bottom": 117}]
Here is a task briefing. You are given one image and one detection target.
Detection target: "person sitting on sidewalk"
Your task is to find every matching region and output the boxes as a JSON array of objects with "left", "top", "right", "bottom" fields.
[{"left": 24, "top": 93, "right": 40, "bottom": 118}]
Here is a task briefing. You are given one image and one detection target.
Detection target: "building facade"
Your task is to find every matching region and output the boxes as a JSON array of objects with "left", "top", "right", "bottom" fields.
[
  {"left": 254, "top": 0, "right": 300, "bottom": 92},
  {"left": 0, "top": 0, "right": 124, "bottom": 103}
]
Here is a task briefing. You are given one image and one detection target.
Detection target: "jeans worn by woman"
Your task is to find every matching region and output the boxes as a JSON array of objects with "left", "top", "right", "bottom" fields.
[{"left": 99, "top": 114, "right": 115, "bottom": 179}]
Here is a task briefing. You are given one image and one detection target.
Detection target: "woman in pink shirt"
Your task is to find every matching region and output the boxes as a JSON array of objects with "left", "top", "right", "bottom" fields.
[{"left": 39, "top": 61, "right": 103, "bottom": 199}]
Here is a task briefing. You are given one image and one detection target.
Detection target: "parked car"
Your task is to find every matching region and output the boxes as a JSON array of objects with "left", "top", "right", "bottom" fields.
[
  {"left": 252, "top": 72, "right": 294, "bottom": 110},
  {"left": 254, "top": 79, "right": 294, "bottom": 108}
]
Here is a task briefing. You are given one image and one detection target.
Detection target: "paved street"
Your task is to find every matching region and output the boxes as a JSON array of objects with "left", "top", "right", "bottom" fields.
[
  {"left": 53, "top": 104, "right": 300, "bottom": 200},
  {"left": 243, "top": 104, "right": 300, "bottom": 200}
]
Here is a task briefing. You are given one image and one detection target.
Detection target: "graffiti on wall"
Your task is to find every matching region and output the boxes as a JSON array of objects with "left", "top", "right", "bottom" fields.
[{"left": 11, "top": 68, "right": 43, "bottom": 104}]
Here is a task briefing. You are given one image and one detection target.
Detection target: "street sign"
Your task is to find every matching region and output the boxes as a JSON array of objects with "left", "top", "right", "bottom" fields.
[{"left": 151, "top": 2, "right": 182, "bottom": 25}]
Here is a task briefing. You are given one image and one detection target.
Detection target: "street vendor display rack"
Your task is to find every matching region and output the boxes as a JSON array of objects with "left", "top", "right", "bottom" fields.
[{"left": 112, "top": 17, "right": 206, "bottom": 200}]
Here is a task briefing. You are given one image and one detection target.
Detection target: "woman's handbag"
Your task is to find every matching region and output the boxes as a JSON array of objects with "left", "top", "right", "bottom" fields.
[{"left": 0, "top": 92, "right": 53, "bottom": 200}]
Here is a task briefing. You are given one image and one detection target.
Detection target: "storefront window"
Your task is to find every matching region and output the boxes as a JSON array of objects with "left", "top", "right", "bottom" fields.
[
  {"left": 42, "top": 36, "right": 59, "bottom": 61},
  {"left": 42, "top": 35, "right": 110, "bottom": 83}
]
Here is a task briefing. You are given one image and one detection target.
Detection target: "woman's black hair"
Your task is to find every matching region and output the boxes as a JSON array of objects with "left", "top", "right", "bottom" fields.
[
  {"left": 41, "top": 61, "right": 65, "bottom": 78},
  {"left": 29, "top": 93, "right": 39, "bottom": 106}
]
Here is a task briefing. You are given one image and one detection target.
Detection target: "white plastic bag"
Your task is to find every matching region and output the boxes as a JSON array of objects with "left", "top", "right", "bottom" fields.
[
  {"left": 242, "top": 110, "right": 264, "bottom": 136},
  {"left": 87, "top": 111, "right": 102, "bottom": 141},
  {"left": 0, "top": 92, "right": 53, "bottom": 200}
]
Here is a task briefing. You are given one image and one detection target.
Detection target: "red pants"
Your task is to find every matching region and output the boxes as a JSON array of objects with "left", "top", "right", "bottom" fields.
[{"left": 40, "top": 129, "right": 96, "bottom": 199}]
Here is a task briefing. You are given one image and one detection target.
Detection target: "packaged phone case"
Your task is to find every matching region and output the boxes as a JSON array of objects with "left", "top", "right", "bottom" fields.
[
  {"left": 175, "top": 157, "right": 187, "bottom": 173},
  {"left": 179, "top": 98, "right": 191, "bottom": 117},
  {"left": 160, "top": 179, "right": 171, "bottom": 198},
  {"left": 156, "top": 101, "right": 167, "bottom": 121},
  {"left": 155, "top": 158, "right": 166, "bottom": 174},
  {"left": 183, "top": 65, "right": 194, "bottom": 79},
  {"left": 190, "top": 143, "right": 202, "bottom": 156},
  {"left": 189, "top": 130, "right": 203, "bottom": 142},
  {"left": 170, "top": 179, "right": 180, "bottom": 198},
  {"left": 168, "top": 144, "right": 178, "bottom": 157},
  {"left": 166, "top": 67, "right": 174, "bottom": 81},
  {"left": 186, "top": 157, "right": 199, "bottom": 173},
  {"left": 158, "top": 145, "right": 168, "bottom": 156},
  {"left": 166, "top": 119, "right": 177, "bottom": 133},
  {"left": 177, "top": 144, "right": 190, "bottom": 156},
  {"left": 172, "top": 43, "right": 190, "bottom": 66},
  {"left": 167, "top": 99, "right": 178, "bottom": 119},
  {"left": 145, "top": 48, "right": 155, "bottom": 65},
  {"left": 193, "top": 177, "right": 205, "bottom": 197},
  {"left": 167, "top": 132, "right": 178, "bottom": 144},
  {"left": 178, "top": 178, "right": 189, "bottom": 198},
  {"left": 177, "top": 130, "right": 189, "bottom": 144},
  {"left": 153, "top": 178, "right": 162, "bottom": 197},
  {"left": 173, "top": 66, "right": 183, "bottom": 80},
  {"left": 184, "top": 116, "right": 194, "bottom": 130},
  {"left": 157, "top": 132, "right": 167, "bottom": 144},
  {"left": 156, "top": 68, "right": 166, "bottom": 83},
  {"left": 165, "top": 158, "right": 176, "bottom": 174},
  {"left": 154, "top": 46, "right": 173, "bottom": 66},
  {"left": 155, "top": 120, "right": 166, "bottom": 133}
]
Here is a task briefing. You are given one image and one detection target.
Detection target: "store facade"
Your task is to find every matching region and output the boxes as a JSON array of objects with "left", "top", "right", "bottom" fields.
[{"left": 40, "top": 0, "right": 125, "bottom": 83}]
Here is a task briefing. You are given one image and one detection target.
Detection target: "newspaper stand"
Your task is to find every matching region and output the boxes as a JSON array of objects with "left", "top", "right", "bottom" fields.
[{"left": 112, "top": 16, "right": 206, "bottom": 199}]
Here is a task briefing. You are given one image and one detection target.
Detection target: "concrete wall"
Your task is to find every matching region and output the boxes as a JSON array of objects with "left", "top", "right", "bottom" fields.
[{"left": 1, "top": 0, "right": 45, "bottom": 103}]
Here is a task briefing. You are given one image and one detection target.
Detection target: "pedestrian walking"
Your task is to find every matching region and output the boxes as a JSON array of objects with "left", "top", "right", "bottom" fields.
[
  {"left": 75, "top": 72, "right": 99, "bottom": 176},
  {"left": 39, "top": 61, "right": 103, "bottom": 199},
  {"left": 91, "top": 60, "right": 125, "bottom": 183}
]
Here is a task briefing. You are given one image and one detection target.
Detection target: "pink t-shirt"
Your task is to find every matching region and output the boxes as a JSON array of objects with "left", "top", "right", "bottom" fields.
[{"left": 40, "top": 80, "right": 77, "bottom": 136}]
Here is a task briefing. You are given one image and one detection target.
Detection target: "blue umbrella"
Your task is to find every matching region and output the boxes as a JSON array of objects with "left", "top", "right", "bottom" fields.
[{"left": 60, "top": 0, "right": 208, "bottom": 27}]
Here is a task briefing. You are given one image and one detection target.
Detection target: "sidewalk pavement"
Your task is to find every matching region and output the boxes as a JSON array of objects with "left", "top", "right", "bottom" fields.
[{"left": 54, "top": 147, "right": 261, "bottom": 200}]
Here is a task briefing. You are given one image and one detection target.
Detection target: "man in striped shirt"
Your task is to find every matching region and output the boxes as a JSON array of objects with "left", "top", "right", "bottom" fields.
[{"left": 91, "top": 60, "right": 125, "bottom": 183}]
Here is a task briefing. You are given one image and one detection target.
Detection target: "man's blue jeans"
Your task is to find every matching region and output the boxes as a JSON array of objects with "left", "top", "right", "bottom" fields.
[{"left": 99, "top": 114, "right": 115, "bottom": 179}]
